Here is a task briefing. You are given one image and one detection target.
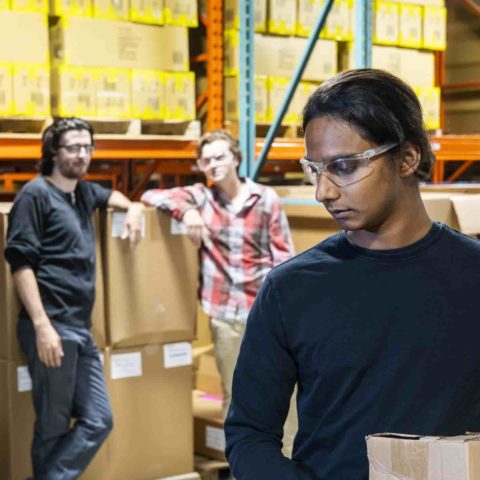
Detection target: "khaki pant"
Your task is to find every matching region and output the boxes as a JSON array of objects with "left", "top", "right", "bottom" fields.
[{"left": 210, "top": 317, "right": 298, "bottom": 458}]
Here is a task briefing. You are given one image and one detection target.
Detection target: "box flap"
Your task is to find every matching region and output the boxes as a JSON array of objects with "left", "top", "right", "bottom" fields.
[{"left": 449, "top": 195, "right": 480, "bottom": 234}]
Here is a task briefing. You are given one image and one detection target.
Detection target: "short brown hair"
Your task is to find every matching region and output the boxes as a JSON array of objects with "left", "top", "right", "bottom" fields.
[{"left": 196, "top": 129, "right": 242, "bottom": 165}]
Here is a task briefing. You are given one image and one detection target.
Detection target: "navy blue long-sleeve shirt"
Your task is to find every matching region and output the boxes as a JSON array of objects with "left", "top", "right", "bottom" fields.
[
  {"left": 5, "top": 176, "right": 111, "bottom": 328},
  {"left": 225, "top": 222, "right": 480, "bottom": 479}
]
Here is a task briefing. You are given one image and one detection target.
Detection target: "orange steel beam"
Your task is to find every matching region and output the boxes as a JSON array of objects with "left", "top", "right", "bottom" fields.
[
  {"left": 446, "top": 160, "right": 474, "bottom": 182},
  {"left": 192, "top": 53, "right": 208, "bottom": 63},
  {"left": 206, "top": 0, "right": 224, "bottom": 131},
  {"left": 196, "top": 91, "right": 208, "bottom": 110}
]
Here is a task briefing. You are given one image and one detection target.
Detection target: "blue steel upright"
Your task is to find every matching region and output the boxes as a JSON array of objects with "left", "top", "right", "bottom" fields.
[{"left": 354, "top": 0, "right": 372, "bottom": 68}]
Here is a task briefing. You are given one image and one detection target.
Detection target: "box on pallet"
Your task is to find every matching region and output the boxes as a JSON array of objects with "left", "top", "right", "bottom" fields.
[
  {"left": 224, "top": 75, "right": 269, "bottom": 123},
  {"left": 131, "top": 69, "right": 164, "bottom": 119},
  {"left": 367, "top": 433, "right": 480, "bottom": 480},
  {"left": 12, "top": 64, "right": 50, "bottom": 117},
  {"left": 0, "top": 64, "right": 13, "bottom": 115},
  {"left": 224, "top": 0, "right": 267, "bottom": 32},
  {"left": 398, "top": 4, "right": 422, "bottom": 48},
  {"left": 102, "top": 208, "right": 198, "bottom": 348},
  {"left": 422, "top": 6, "right": 447, "bottom": 50},
  {"left": 163, "top": 0, "right": 198, "bottom": 27},
  {"left": 93, "top": 0, "right": 129, "bottom": 20},
  {"left": 130, "top": 0, "right": 164, "bottom": 25},
  {"left": 0, "top": 12, "right": 49, "bottom": 64},
  {"left": 11, "top": 0, "right": 47, "bottom": 13},
  {"left": 94, "top": 67, "right": 131, "bottom": 119},
  {"left": 49, "top": 0, "right": 92, "bottom": 17},
  {"left": 163, "top": 71, "right": 196, "bottom": 121},
  {"left": 51, "top": 66, "right": 97, "bottom": 118},
  {"left": 50, "top": 18, "right": 189, "bottom": 71},
  {"left": 372, "top": 1, "right": 399, "bottom": 46},
  {"left": 267, "top": 0, "right": 297, "bottom": 35},
  {"left": 297, "top": 0, "right": 352, "bottom": 41},
  {"left": 414, "top": 86, "right": 440, "bottom": 131}
]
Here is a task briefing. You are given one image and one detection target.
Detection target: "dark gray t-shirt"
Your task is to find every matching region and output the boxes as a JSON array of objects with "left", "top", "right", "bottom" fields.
[{"left": 5, "top": 176, "right": 111, "bottom": 328}]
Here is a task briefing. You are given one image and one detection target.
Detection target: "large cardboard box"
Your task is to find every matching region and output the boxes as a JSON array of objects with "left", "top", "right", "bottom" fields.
[
  {"left": 224, "top": 0, "right": 267, "bottom": 32},
  {"left": 0, "top": 64, "right": 13, "bottom": 116},
  {"left": 0, "top": 360, "right": 35, "bottom": 480},
  {"left": 267, "top": 0, "right": 297, "bottom": 35},
  {"left": 398, "top": 4, "right": 422, "bottom": 48},
  {"left": 414, "top": 86, "right": 440, "bottom": 131},
  {"left": 102, "top": 208, "right": 198, "bottom": 348},
  {"left": 367, "top": 433, "right": 480, "bottom": 480},
  {"left": 224, "top": 31, "right": 337, "bottom": 82},
  {"left": 0, "top": 12, "right": 49, "bottom": 64},
  {"left": 0, "top": 205, "right": 107, "bottom": 361},
  {"left": 104, "top": 344, "right": 194, "bottom": 479},
  {"left": 11, "top": 0, "right": 48, "bottom": 13},
  {"left": 50, "top": 18, "right": 189, "bottom": 71},
  {"left": 51, "top": 66, "right": 97, "bottom": 118},
  {"left": 163, "top": 71, "right": 196, "bottom": 121},
  {"left": 163, "top": 0, "right": 198, "bottom": 27}
]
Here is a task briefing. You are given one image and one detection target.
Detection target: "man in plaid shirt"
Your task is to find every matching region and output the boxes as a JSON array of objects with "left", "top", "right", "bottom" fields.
[{"left": 141, "top": 129, "right": 296, "bottom": 452}]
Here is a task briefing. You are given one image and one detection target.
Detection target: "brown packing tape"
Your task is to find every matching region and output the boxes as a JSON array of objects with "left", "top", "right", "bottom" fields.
[{"left": 469, "top": 441, "right": 480, "bottom": 479}]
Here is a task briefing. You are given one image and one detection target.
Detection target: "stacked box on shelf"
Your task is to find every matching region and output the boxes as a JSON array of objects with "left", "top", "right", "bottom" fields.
[
  {"left": 11, "top": 0, "right": 47, "bottom": 13},
  {"left": 50, "top": 0, "right": 92, "bottom": 17},
  {"left": 93, "top": 0, "right": 128, "bottom": 20},
  {"left": 372, "top": 1, "right": 399, "bottom": 46},
  {"left": 267, "top": 0, "right": 296, "bottom": 35},
  {"left": 398, "top": 3, "right": 422, "bottom": 48},
  {"left": 422, "top": 5, "right": 446, "bottom": 51},
  {"left": 224, "top": 0, "right": 267, "bottom": 32},
  {"left": 131, "top": 69, "right": 164, "bottom": 119},
  {"left": 130, "top": 0, "right": 163, "bottom": 24},
  {"left": 297, "top": 0, "right": 353, "bottom": 41},
  {"left": 0, "top": 65, "right": 13, "bottom": 115},
  {"left": 163, "top": 71, "right": 196, "bottom": 121},
  {"left": 163, "top": 0, "right": 197, "bottom": 27}
]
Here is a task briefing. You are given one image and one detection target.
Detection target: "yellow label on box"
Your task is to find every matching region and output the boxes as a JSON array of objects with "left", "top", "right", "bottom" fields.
[
  {"left": 163, "top": 71, "right": 195, "bottom": 120},
  {"left": 422, "top": 6, "right": 446, "bottom": 50},
  {"left": 163, "top": 0, "right": 197, "bottom": 27},
  {"left": 11, "top": 0, "right": 48, "bottom": 13},
  {"left": 51, "top": 0, "right": 92, "bottom": 17},
  {"left": 93, "top": 0, "right": 129, "bottom": 20},
  {"left": 131, "top": 69, "right": 164, "bottom": 119},
  {"left": 130, "top": 0, "right": 164, "bottom": 25},
  {"left": 95, "top": 67, "right": 131, "bottom": 118},
  {"left": 0, "top": 63, "right": 13, "bottom": 115},
  {"left": 398, "top": 4, "right": 422, "bottom": 48},
  {"left": 373, "top": 1, "right": 399, "bottom": 46},
  {"left": 12, "top": 63, "right": 50, "bottom": 116}
]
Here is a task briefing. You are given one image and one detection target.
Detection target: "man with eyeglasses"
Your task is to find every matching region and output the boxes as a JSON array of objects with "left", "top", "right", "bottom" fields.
[
  {"left": 141, "top": 129, "right": 298, "bottom": 456},
  {"left": 225, "top": 69, "right": 480, "bottom": 479},
  {"left": 4, "top": 117, "right": 144, "bottom": 480}
]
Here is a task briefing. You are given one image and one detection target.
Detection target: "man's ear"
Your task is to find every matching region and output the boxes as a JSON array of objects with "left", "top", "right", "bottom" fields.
[{"left": 398, "top": 143, "right": 421, "bottom": 178}]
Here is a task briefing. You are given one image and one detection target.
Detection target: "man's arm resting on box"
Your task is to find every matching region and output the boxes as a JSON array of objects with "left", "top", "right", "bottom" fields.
[
  {"left": 13, "top": 267, "right": 64, "bottom": 368},
  {"left": 225, "top": 277, "right": 315, "bottom": 480}
]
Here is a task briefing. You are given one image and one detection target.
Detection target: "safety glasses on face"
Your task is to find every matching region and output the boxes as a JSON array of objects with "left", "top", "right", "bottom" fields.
[
  {"left": 197, "top": 151, "right": 234, "bottom": 171},
  {"left": 300, "top": 142, "right": 399, "bottom": 187},
  {"left": 58, "top": 144, "right": 95, "bottom": 154}
]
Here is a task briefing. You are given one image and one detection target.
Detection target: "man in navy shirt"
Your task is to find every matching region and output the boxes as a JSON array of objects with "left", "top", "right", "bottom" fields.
[
  {"left": 5, "top": 117, "right": 144, "bottom": 479},
  {"left": 225, "top": 69, "right": 480, "bottom": 479}
]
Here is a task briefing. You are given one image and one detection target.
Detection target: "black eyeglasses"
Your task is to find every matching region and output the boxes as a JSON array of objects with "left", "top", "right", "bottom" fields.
[{"left": 58, "top": 144, "right": 95, "bottom": 154}]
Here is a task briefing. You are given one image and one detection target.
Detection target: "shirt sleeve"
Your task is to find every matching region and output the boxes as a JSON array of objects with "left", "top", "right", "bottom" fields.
[
  {"left": 140, "top": 184, "right": 207, "bottom": 221},
  {"left": 225, "top": 277, "right": 315, "bottom": 480},
  {"left": 269, "top": 190, "right": 295, "bottom": 265},
  {"left": 86, "top": 181, "right": 112, "bottom": 211},
  {"left": 4, "top": 192, "right": 46, "bottom": 273}
]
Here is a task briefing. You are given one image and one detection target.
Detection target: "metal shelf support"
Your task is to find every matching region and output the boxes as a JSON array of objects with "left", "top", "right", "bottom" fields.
[{"left": 354, "top": 0, "right": 372, "bottom": 68}]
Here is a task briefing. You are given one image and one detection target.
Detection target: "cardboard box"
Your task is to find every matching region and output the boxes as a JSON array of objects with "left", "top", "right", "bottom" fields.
[
  {"left": 105, "top": 344, "right": 194, "bottom": 479},
  {"left": 94, "top": 67, "right": 131, "bottom": 119},
  {"left": 50, "top": 0, "right": 92, "bottom": 17},
  {"left": 193, "top": 389, "right": 226, "bottom": 461},
  {"left": 51, "top": 66, "right": 97, "bottom": 118},
  {"left": 372, "top": 1, "right": 399, "bottom": 46},
  {"left": 224, "top": 0, "right": 267, "bottom": 32},
  {"left": 415, "top": 86, "right": 440, "bottom": 131},
  {"left": 0, "top": 12, "right": 49, "bottom": 64},
  {"left": 11, "top": 0, "right": 48, "bottom": 13},
  {"left": 93, "top": 0, "right": 129, "bottom": 20},
  {"left": 367, "top": 433, "right": 480, "bottom": 480},
  {"left": 164, "top": 0, "right": 198, "bottom": 27},
  {"left": 224, "top": 74, "right": 268, "bottom": 123},
  {"left": 398, "top": 4, "right": 422, "bottom": 48},
  {"left": 131, "top": 69, "right": 164, "bottom": 119},
  {"left": 297, "top": 0, "right": 352, "bottom": 41},
  {"left": 0, "top": 360, "right": 35, "bottom": 480},
  {"left": 50, "top": 18, "right": 189, "bottom": 71},
  {"left": 422, "top": 6, "right": 446, "bottom": 51},
  {"left": 102, "top": 208, "right": 198, "bottom": 348},
  {"left": 0, "top": 0, "right": 8, "bottom": 9},
  {"left": 130, "top": 0, "right": 164, "bottom": 25},
  {"left": 0, "top": 205, "right": 107, "bottom": 361},
  {"left": 224, "top": 31, "right": 337, "bottom": 81},
  {"left": 12, "top": 64, "right": 50, "bottom": 119},
  {"left": 196, "top": 353, "right": 222, "bottom": 397},
  {"left": 163, "top": 71, "right": 195, "bottom": 121},
  {"left": 0, "top": 64, "right": 13, "bottom": 116},
  {"left": 267, "top": 0, "right": 297, "bottom": 35}
]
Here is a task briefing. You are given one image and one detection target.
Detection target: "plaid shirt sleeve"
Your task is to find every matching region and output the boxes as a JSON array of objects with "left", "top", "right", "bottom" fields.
[
  {"left": 141, "top": 184, "right": 207, "bottom": 221},
  {"left": 268, "top": 190, "right": 295, "bottom": 265}
]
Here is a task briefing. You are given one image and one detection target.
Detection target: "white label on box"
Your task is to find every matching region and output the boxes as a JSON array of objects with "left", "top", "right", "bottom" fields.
[
  {"left": 163, "top": 342, "right": 192, "bottom": 369},
  {"left": 171, "top": 218, "right": 188, "bottom": 235},
  {"left": 206, "top": 426, "right": 226, "bottom": 451},
  {"left": 111, "top": 352, "right": 143, "bottom": 379},
  {"left": 111, "top": 211, "right": 146, "bottom": 238},
  {"left": 17, "top": 366, "right": 32, "bottom": 392}
]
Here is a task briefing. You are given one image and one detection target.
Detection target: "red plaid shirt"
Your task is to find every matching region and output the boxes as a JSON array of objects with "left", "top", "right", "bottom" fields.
[{"left": 141, "top": 178, "right": 294, "bottom": 322}]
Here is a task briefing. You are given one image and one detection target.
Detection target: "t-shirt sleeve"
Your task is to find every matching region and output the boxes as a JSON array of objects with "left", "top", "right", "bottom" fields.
[
  {"left": 85, "top": 181, "right": 112, "bottom": 211},
  {"left": 4, "top": 192, "right": 46, "bottom": 273},
  {"left": 225, "top": 277, "right": 315, "bottom": 480}
]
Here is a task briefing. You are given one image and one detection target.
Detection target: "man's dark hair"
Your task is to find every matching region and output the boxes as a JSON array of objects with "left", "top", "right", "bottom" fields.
[
  {"left": 302, "top": 68, "right": 434, "bottom": 181},
  {"left": 196, "top": 129, "right": 242, "bottom": 165},
  {"left": 39, "top": 117, "right": 95, "bottom": 175}
]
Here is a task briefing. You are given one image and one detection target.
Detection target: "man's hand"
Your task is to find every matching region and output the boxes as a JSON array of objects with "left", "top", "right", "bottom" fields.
[
  {"left": 35, "top": 321, "right": 64, "bottom": 368},
  {"left": 121, "top": 202, "right": 145, "bottom": 249},
  {"left": 183, "top": 209, "right": 208, "bottom": 248}
]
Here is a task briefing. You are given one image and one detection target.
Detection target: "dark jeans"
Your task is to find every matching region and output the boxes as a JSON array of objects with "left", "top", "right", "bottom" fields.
[{"left": 18, "top": 317, "right": 113, "bottom": 480}]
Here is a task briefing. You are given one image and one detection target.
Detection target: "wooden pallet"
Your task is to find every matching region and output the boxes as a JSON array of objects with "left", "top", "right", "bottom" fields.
[
  {"left": 194, "top": 456, "right": 231, "bottom": 480},
  {"left": 0, "top": 116, "right": 52, "bottom": 134}
]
